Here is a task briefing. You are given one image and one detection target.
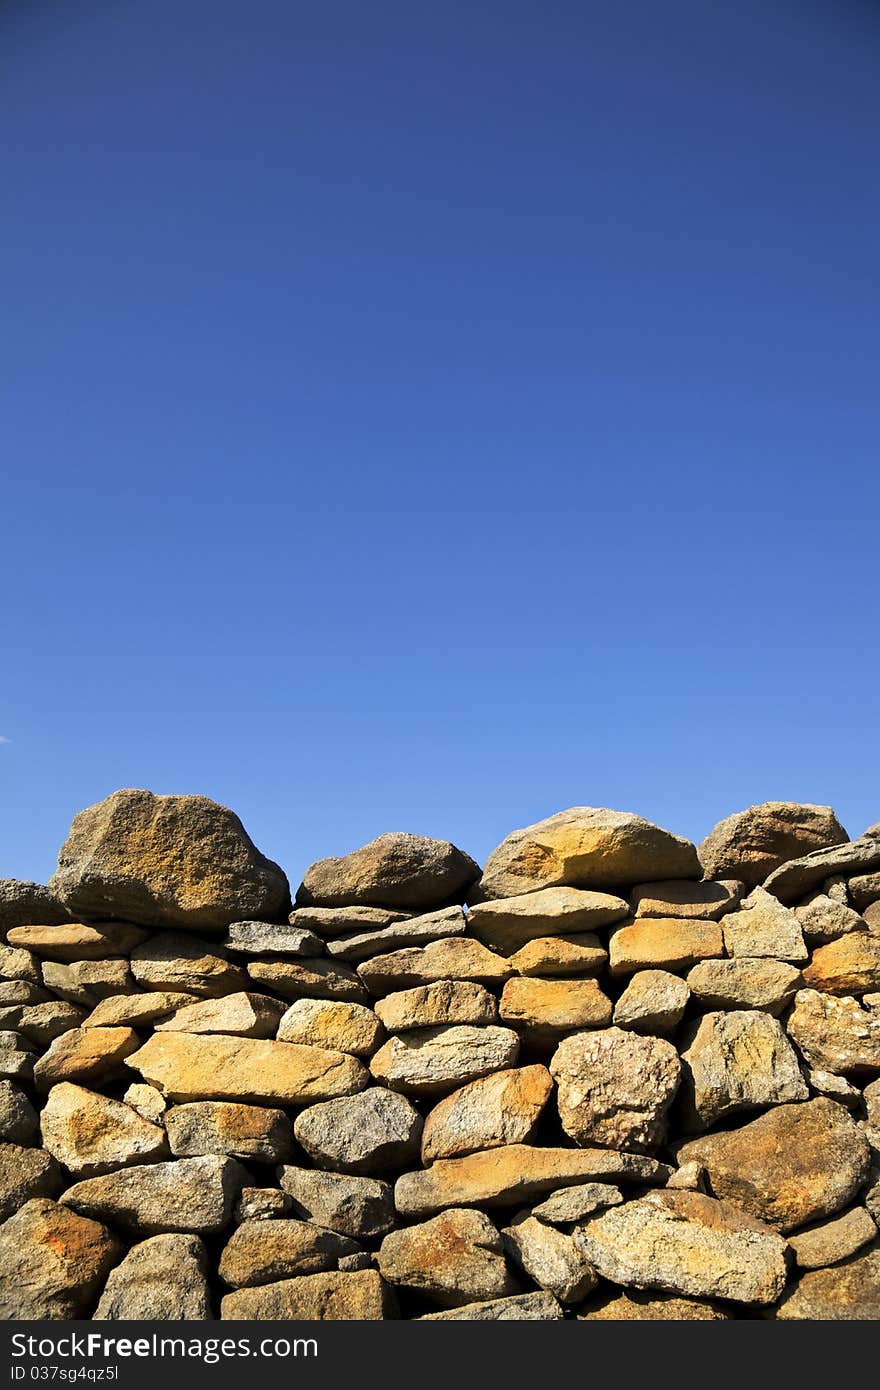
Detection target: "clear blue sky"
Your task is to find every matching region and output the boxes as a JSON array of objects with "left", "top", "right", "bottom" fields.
[{"left": 3, "top": 0, "right": 880, "bottom": 887}]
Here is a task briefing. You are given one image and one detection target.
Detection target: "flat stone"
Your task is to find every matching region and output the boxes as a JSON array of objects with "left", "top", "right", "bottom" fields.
[
  {"left": 501, "top": 1213, "right": 597, "bottom": 1303},
  {"left": 678, "top": 1010, "right": 808, "bottom": 1130},
  {"left": 42, "top": 959, "right": 136, "bottom": 1006},
  {"left": 297, "top": 832, "right": 479, "bottom": 911},
  {"left": 466, "top": 887, "right": 628, "bottom": 954},
  {"left": 803, "top": 932, "right": 880, "bottom": 995},
  {"left": 677, "top": 1098, "right": 871, "bottom": 1232},
  {"left": 277, "top": 998, "right": 384, "bottom": 1054},
  {"left": 0, "top": 1047, "right": 33, "bottom": 1083},
  {"left": 698, "top": 802, "right": 848, "bottom": 888},
  {"left": 612, "top": 970, "right": 690, "bottom": 1033},
  {"left": 218, "top": 1218, "right": 360, "bottom": 1287},
  {"left": 686, "top": 958, "right": 802, "bottom": 1015},
  {"left": 0, "top": 1079, "right": 38, "bottom": 1142},
  {"left": 290, "top": 905, "right": 410, "bottom": 938},
  {"left": 369, "top": 1024, "right": 519, "bottom": 1095},
  {"left": 506, "top": 934, "right": 607, "bottom": 977},
  {"left": 395, "top": 1144, "right": 671, "bottom": 1217},
  {"left": 0, "top": 981, "right": 50, "bottom": 1005},
  {"left": 277, "top": 1165, "right": 396, "bottom": 1238},
  {"left": 7, "top": 921, "right": 147, "bottom": 960},
  {"left": 579, "top": 1290, "right": 729, "bottom": 1319},
  {"left": 62, "top": 1154, "right": 246, "bottom": 1234},
  {"left": 786, "top": 989, "right": 880, "bottom": 1073},
  {"left": 325, "top": 906, "right": 466, "bottom": 961},
  {"left": 16, "top": 1000, "right": 85, "bottom": 1046},
  {"left": 221, "top": 920, "right": 323, "bottom": 955},
  {"left": 807, "top": 1070, "right": 861, "bottom": 1106},
  {"left": 374, "top": 981, "right": 497, "bottom": 1032},
  {"left": 123, "top": 1084, "right": 166, "bottom": 1123},
  {"left": 530, "top": 1182, "right": 623, "bottom": 1223},
  {"left": 246, "top": 956, "right": 368, "bottom": 1003},
  {"left": 763, "top": 832, "right": 880, "bottom": 905},
  {"left": 788, "top": 1206, "right": 877, "bottom": 1269},
  {"left": 93, "top": 1233, "right": 212, "bottom": 1319},
  {"left": 294, "top": 1088, "right": 422, "bottom": 1174},
  {"left": 41, "top": 1082, "right": 168, "bottom": 1175},
  {"left": 499, "top": 977, "right": 612, "bottom": 1039},
  {"left": 34, "top": 1027, "right": 140, "bottom": 1091},
  {"left": 165, "top": 1100, "right": 294, "bottom": 1162},
  {"left": 550, "top": 1027, "right": 680, "bottom": 1153},
  {"left": 720, "top": 887, "right": 807, "bottom": 961},
  {"left": 234, "top": 1188, "right": 293, "bottom": 1223},
  {"left": 377, "top": 1208, "right": 515, "bottom": 1307},
  {"left": 130, "top": 933, "right": 249, "bottom": 997},
  {"left": 775, "top": 1247, "right": 880, "bottom": 1319},
  {"left": 573, "top": 1190, "right": 788, "bottom": 1305},
  {"left": 795, "top": 894, "right": 867, "bottom": 943},
  {"left": 0, "top": 1197, "right": 120, "bottom": 1319},
  {"left": 631, "top": 879, "right": 742, "bottom": 920},
  {"left": 154, "top": 991, "right": 284, "bottom": 1038},
  {"left": 0, "top": 943, "right": 43, "bottom": 985},
  {"left": 418, "top": 1291, "right": 563, "bottom": 1320},
  {"left": 81, "top": 992, "right": 197, "bottom": 1028},
  {"left": 0, "top": 880, "right": 71, "bottom": 934},
  {"left": 0, "top": 1142, "right": 63, "bottom": 1218},
  {"left": 221, "top": 1269, "right": 394, "bottom": 1319},
  {"left": 608, "top": 918, "right": 724, "bottom": 975},
  {"left": 421, "top": 1065, "right": 554, "bottom": 1162},
  {"left": 126, "top": 1031, "right": 368, "bottom": 1104},
  {"left": 358, "top": 938, "right": 513, "bottom": 995}
]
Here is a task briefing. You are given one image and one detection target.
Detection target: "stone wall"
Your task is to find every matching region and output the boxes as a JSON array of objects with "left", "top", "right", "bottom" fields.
[{"left": 1, "top": 791, "right": 879, "bottom": 1320}]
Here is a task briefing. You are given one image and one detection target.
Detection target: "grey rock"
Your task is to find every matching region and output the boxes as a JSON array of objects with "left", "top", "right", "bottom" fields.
[
  {"left": 613, "top": 969, "right": 690, "bottom": 1033},
  {"left": 418, "top": 1291, "right": 563, "bottom": 1320},
  {"left": 764, "top": 831, "right": 880, "bottom": 905},
  {"left": 530, "top": 1183, "right": 623, "bottom": 1224},
  {"left": 246, "top": 956, "right": 368, "bottom": 1003},
  {"left": 62, "top": 1155, "right": 246, "bottom": 1234},
  {"left": 0, "top": 1197, "right": 120, "bottom": 1319},
  {"left": 686, "top": 957, "right": 802, "bottom": 1015},
  {"left": 294, "top": 1088, "right": 422, "bottom": 1174},
  {"left": 42, "top": 959, "right": 136, "bottom": 1007},
  {"left": 720, "top": 887, "right": 807, "bottom": 961},
  {"left": 378, "top": 1208, "right": 515, "bottom": 1307},
  {"left": 370, "top": 1024, "right": 520, "bottom": 1095},
  {"left": 0, "top": 1079, "right": 38, "bottom": 1143},
  {"left": 277, "top": 1164, "right": 396, "bottom": 1239},
  {"left": 165, "top": 1101, "right": 294, "bottom": 1163},
  {"left": 94, "top": 1234, "right": 211, "bottom": 1319},
  {"left": 130, "top": 933, "right": 248, "bottom": 998},
  {"left": 221, "top": 920, "right": 323, "bottom": 956},
  {"left": 218, "top": 1218, "right": 360, "bottom": 1287},
  {"left": 550, "top": 1027, "right": 680, "bottom": 1153},
  {"left": 324, "top": 906, "right": 467, "bottom": 961},
  {"left": 297, "top": 832, "right": 479, "bottom": 910},
  {"left": 0, "top": 879, "right": 71, "bottom": 934},
  {"left": 501, "top": 1212, "right": 597, "bottom": 1302},
  {"left": 0, "top": 1141, "right": 63, "bottom": 1218},
  {"left": 679, "top": 1009, "right": 808, "bottom": 1129},
  {"left": 788, "top": 1206, "right": 877, "bottom": 1269}
]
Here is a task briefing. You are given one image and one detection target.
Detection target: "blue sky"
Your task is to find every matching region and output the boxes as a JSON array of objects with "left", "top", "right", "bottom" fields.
[{"left": 3, "top": 0, "right": 880, "bottom": 888}]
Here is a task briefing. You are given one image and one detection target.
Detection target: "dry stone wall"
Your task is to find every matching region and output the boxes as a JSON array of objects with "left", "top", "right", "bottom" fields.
[{"left": 1, "top": 790, "right": 880, "bottom": 1321}]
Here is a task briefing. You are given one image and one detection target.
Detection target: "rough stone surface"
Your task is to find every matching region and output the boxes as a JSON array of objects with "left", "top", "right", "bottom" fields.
[
  {"left": 154, "top": 991, "right": 284, "bottom": 1038},
  {"left": 579, "top": 1290, "right": 730, "bottom": 1319},
  {"left": 234, "top": 1187, "right": 293, "bottom": 1223},
  {"left": 294, "top": 1088, "right": 422, "bottom": 1174},
  {"left": 467, "top": 887, "right": 628, "bottom": 954},
  {"left": 0, "top": 1079, "right": 39, "bottom": 1142},
  {"left": 126, "top": 1031, "right": 368, "bottom": 1104},
  {"left": 501, "top": 1212, "right": 597, "bottom": 1302},
  {"left": 0, "top": 880, "right": 71, "bottom": 934},
  {"left": 530, "top": 1182, "right": 623, "bottom": 1223},
  {"left": 764, "top": 832, "right": 880, "bottom": 904},
  {"left": 613, "top": 970, "right": 690, "bottom": 1033},
  {"left": 221, "top": 920, "right": 323, "bottom": 956},
  {"left": 795, "top": 894, "right": 867, "bottom": 943},
  {"left": 630, "top": 878, "right": 742, "bottom": 920},
  {"left": 221, "top": 1269, "right": 394, "bottom": 1319},
  {"left": 42, "top": 959, "right": 135, "bottom": 1006},
  {"left": 803, "top": 931, "right": 880, "bottom": 995},
  {"left": 165, "top": 1101, "right": 294, "bottom": 1163},
  {"left": 506, "top": 934, "right": 607, "bottom": 977},
  {"left": 123, "top": 1083, "right": 166, "bottom": 1123},
  {"left": 369, "top": 1025, "right": 519, "bottom": 1095},
  {"left": 678, "top": 1010, "right": 808, "bottom": 1129},
  {"left": 786, "top": 989, "right": 880, "bottom": 1073},
  {"left": 774, "top": 1247, "right": 880, "bottom": 1319},
  {"left": 130, "top": 933, "right": 248, "bottom": 998},
  {"left": 849, "top": 871, "right": 880, "bottom": 911},
  {"left": 0, "top": 1198, "right": 120, "bottom": 1319},
  {"left": 686, "top": 958, "right": 802, "bottom": 1015},
  {"left": 218, "top": 1218, "right": 359, "bottom": 1287},
  {"left": 16, "top": 1000, "right": 85, "bottom": 1046},
  {"left": 418, "top": 1291, "right": 563, "bottom": 1320},
  {"left": 698, "top": 803, "right": 848, "bottom": 888},
  {"left": 0, "top": 1141, "right": 63, "bottom": 1218},
  {"left": 41, "top": 1083, "right": 168, "bottom": 1175},
  {"left": 550, "top": 1027, "right": 681, "bottom": 1153},
  {"left": 374, "top": 981, "right": 497, "bottom": 1032},
  {"left": 297, "top": 833, "right": 479, "bottom": 910},
  {"left": 608, "top": 918, "right": 724, "bottom": 975},
  {"left": 62, "top": 1155, "right": 246, "bottom": 1234},
  {"left": 788, "top": 1206, "right": 877, "bottom": 1269},
  {"left": 277, "top": 997, "right": 384, "bottom": 1054},
  {"left": 377, "top": 1208, "right": 515, "bottom": 1306},
  {"left": 499, "top": 977, "right": 612, "bottom": 1038},
  {"left": 277, "top": 1165, "right": 396, "bottom": 1239},
  {"left": 290, "top": 906, "right": 409, "bottom": 939},
  {"left": 7, "top": 921, "right": 147, "bottom": 960},
  {"left": 94, "top": 1234, "right": 212, "bottom": 1319},
  {"left": 325, "top": 906, "right": 466, "bottom": 961},
  {"left": 246, "top": 956, "right": 368, "bottom": 1002},
  {"left": 420, "top": 1065, "right": 553, "bottom": 1162},
  {"left": 358, "top": 938, "right": 513, "bottom": 995},
  {"left": 720, "top": 887, "right": 808, "bottom": 961},
  {"left": 34, "top": 1027, "right": 140, "bottom": 1091}
]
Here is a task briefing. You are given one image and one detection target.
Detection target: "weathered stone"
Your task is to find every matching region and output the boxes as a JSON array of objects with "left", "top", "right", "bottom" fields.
[
  {"left": 631, "top": 879, "right": 742, "bottom": 920},
  {"left": 0, "top": 1198, "right": 120, "bottom": 1319},
  {"left": 666, "top": 1160, "right": 708, "bottom": 1191},
  {"left": 803, "top": 932, "right": 880, "bottom": 995},
  {"left": 698, "top": 802, "right": 848, "bottom": 888},
  {"left": 123, "top": 1083, "right": 166, "bottom": 1123},
  {"left": 0, "top": 1141, "right": 63, "bottom": 1218},
  {"left": 50, "top": 788, "right": 289, "bottom": 928},
  {"left": 94, "top": 1233, "right": 212, "bottom": 1319},
  {"left": 787, "top": 989, "right": 880, "bottom": 1073},
  {"left": 42, "top": 959, "right": 136, "bottom": 1006},
  {"left": 41, "top": 1083, "right": 168, "bottom": 1176},
  {"left": 297, "top": 833, "right": 479, "bottom": 910},
  {"left": 608, "top": 917, "right": 724, "bottom": 975},
  {"left": 370, "top": 1025, "right": 519, "bottom": 1095},
  {"left": 550, "top": 1027, "right": 680, "bottom": 1153},
  {"left": 421, "top": 1066, "right": 553, "bottom": 1162},
  {"left": 677, "top": 1098, "right": 871, "bottom": 1231},
  {"left": 849, "top": 871, "right": 880, "bottom": 911},
  {"left": 613, "top": 970, "right": 690, "bottom": 1033},
  {"left": 0, "top": 942, "right": 41, "bottom": 983},
  {"left": 34, "top": 1027, "right": 140, "bottom": 1091},
  {"left": 221, "top": 1269, "right": 394, "bottom": 1319},
  {"left": 221, "top": 920, "right": 323, "bottom": 956},
  {"left": 130, "top": 933, "right": 248, "bottom": 998},
  {"left": 378, "top": 1208, "right": 515, "bottom": 1306},
  {"left": 418, "top": 1291, "right": 563, "bottom": 1320},
  {"left": 0, "top": 1079, "right": 38, "bottom": 1142},
  {"left": 824, "top": 875, "right": 851, "bottom": 904},
  {"left": 126, "top": 1031, "right": 367, "bottom": 1105},
  {"left": 234, "top": 1187, "right": 293, "bottom": 1223},
  {"left": 678, "top": 1010, "right": 808, "bottom": 1130},
  {"left": 574, "top": 1190, "right": 788, "bottom": 1305},
  {"left": 0, "top": 980, "right": 49, "bottom": 1005},
  {"left": 7, "top": 921, "right": 147, "bottom": 961},
  {"left": 506, "top": 934, "right": 607, "bottom": 977},
  {"left": 374, "top": 981, "right": 497, "bottom": 1033},
  {"left": 0, "top": 1045, "right": 32, "bottom": 1083},
  {"left": 775, "top": 1247, "right": 880, "bottom": 1319},
  {"left": 154, "top": 991, "right": 284, "bottom": 1038},
  {"left": 686, "top": 958, "right": 802, "bottom": 1015},
  {"left": 277, "top": 1165, "right": 396, "bottom": 1238},
  {"left": 395, "top": 1144, "right": 670, "bottom": 1217},
  {"left": 788, "top": 1206, "right": 876, "bottom": 1269},
  {"left": 218, "top": 1218, "right": 360, "bottom": 1287},
  {"left": 499, "top": 977, "right": 612, "bottom": 1039},
  {"left": 720, "top": 887, "right": 807, "bottom": 961},
  {"left": 325, "top": 906, "right": 466, "bottom": 962},
  {"left": 501, "top": 1213, "right": 597, "bottom": 1302},
  {"left": 807, "top": 1069, "right": 861, "bottom": 1106},
  {"left": 795, "top": 894, "right": 867, "bottom": 943},
  {"left": 358, "top": 938, "right": 513, "bottom": 995},
  {"left": 277, "top": 998, "right": 384, "bottom": 1054},
  {"left": 294, "top": 1088, "right": 422, "bottom": 1174},
  {"left": 865, "top": 901, "right": 880, "bottom": 931},
  {"left": 579, "top": 1290, "right": 729, "bottom": 1319},
  {"left": 0, "top": 879, "right": 71, "bottom": 934},
  {"left": 290, "top": 905, "right": 410, "bottom": 938},
  {"left": 16, "top": 1000, "right": 85, "bottom": 1046},
  {"left": 466, "top": 887, "right": 628, "bottom": 954},
  {"left": 82, "top": 992, "right": 196, "bottom": 1028},
  {"left": 165, "top": 1101, "right": 294, "bottom": 1163},
  {"left": 530, "top": 1182, "right": 623, "bottom": 1223},
  {"left": 63, "top": 1154, "right": 246, "bottom": 1234},
  {"left": 246, "top": 956, "right": 368, "bottom": 1003},
  {"left": 764, "top": 832, "right": 880, "bottom": 904}
]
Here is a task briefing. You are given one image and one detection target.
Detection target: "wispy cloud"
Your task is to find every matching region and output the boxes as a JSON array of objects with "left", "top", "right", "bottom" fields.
[{"left": 0, "top": 736, "right": 11, "bottom": 745}]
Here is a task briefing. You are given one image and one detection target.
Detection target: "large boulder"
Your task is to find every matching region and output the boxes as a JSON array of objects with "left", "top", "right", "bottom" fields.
[
  {"left": 678, "top": 1011, "right": 807, "bottom": 1130},
  {"left": 698, "top": 802, "right": 848, "bottom": 888},
  {"left": 296, "top": 832, "right": 479, "bottom": 910},
  {"left": 50, "top": 789, "right": 290, "bottom": 929},
  {"left": 550, "top": 1028, "right": 681, "bottom": 1153},
  {"left": 0, "top": 880, "right": 71, "bottom": 935},
  {"left": 0, "top": 1198, "right": 120, "bottom": 1319}
]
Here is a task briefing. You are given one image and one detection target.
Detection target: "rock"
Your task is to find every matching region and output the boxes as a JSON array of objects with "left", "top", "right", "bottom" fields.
[
  {"left": 0, "top": 1045, "right": 32, "bottom": 1083},
  {"left": 154, "top": 991, "right": 284, "bottom": 1038},
  {"left": 0, "top": 880, "right": 71, "bottom": 934},
  {"left": 395, "top": 1144, "right": 670, "bottom": 1217},
  {"left": 788, "top": 1206, "right": 877, "bottom": 1269},
  {"left": 530, "top": 1182, "right": 623, "bottom": 1223},
  {"left": 377, "top": 1208, "right": 515, "bottom": 1306},
  {"left": 775, "top": 1247, "right": 880, "bottom": 1319},
  {"left": 16, "top": 1000, "right": 85, "bottom": 1046},
  {"left": 764, "top": 832, "right": 880, "bottom": 905},
  {"left": 631, "top": 879, "right": 743, "bottom": 920},
  {"left": 579, "top": 1290, "right": 729, "bottom": 1319},
  {"left": 0, "top": 980, "right": 49, "bottom": 1005},
  {"left": 357, "top": 938, "right": 513, "bottom": 995},
  {"left": 795, "top": 894, "right": 867, "bottom": 943},
  {"left": 421, "top": 1065, "right": 554, "bottom": 1162},
  {"left": 677, "top": 1098, "right": 871, "bottom": 1231},
  {"left": 218, "top": 1218, "right": 360, "bottom": 1287},
  {"left": 0, "top": 1079, "right": 38, "bottom": 1142},
  {"left": 374, "top": 981, "right": 497, "bottom": 1032},
  {"left": 824, "top": 875, "right": 851, "bottom": 904},
  {"left": 126, "top": 1031, "right": 368, "bottom": 1105},
  {"left": 678, "top": 1010, "right": 808, "bottom": 1130},
  {"left": 720, "top": 887, "right": 808, "bottom": 961},
  {"left": 290, "top": 905, "right": 410, "bottom": 938},
  {"left": 0, "top": 1197, "right": 120, "bottom": 1319},
  {"left": 221, "top": 1269, "right": 394, "bottom": 1319},
  {"left": 94, "top": 1233, "right": 211, "bottom": 1319},
  {"left": 40, "top": 1083, "right": 168, "bottom": 1175},
  {"left": 501, "top": 1213, "right": 597, "bottom": 1302},
  {"left": 418, "top": 1291, "right": 563, "bottom": 1320},
  {"left": 848, "top": 871, "right": 880, "bottom": 911},
  {"left": 62, "top": 1154, "right": 246, "bottom": 1234},
  {"left": 506, "top": 934, "right": 607, "bottom": 977},
  {"left": 369, "top": 1025, "right": 520, "bottom": 1095},
  {"left": 277, "top": 1165, "right": 396, "bottom": 1238},
  {"left": 246, "top": 957, "right": 368, "bottom": 1003},
  {"left": 499, "top": 977, "right": 612, "bottom": 1039},
  {"left": 42, "top": 959, "right": 136, "bottom": 1006},
  {"left": 165, "top": 1101, "right": 294, "bottom": 1162},
  {"left": 124, "top": 1083, "right": 166, "bottom": 1123},
  {"left": 573, "top": 1190, "right": 788, "bottom": 1305},
  {"left": 466, "top": 888, "right": 628, "bottom": 954},
  {"left": 550, "top": 1028, "right": 680, "bottom": 1153},
  {"left": 297, "top": 832, "right": 479, "bottom": 910},
  {"left": 666, "top": 1161, "right": 708, "bottom": 1191},
  {"left": 325, "top": 906, "right": 466, "bottom": 962},
  {"left": 294, "top": 1088, "right": 422, "bottom": 1174},
  {"left": 7, "top": 921, "right": 147, "bottom": 960},
  {"left": 0, "top": 1142, "right": 63, "bottom": 1218},
  {"left": 787, "top": 989, "right": 880, "bottom": 1073},
  {"left": 277, "top": 998, "right": 384, "bottom": 1054},
  {"left": 50, "top": 788, "right": 289, "bottom": 928},
  {"left": 221, "top": 920, "right": 323, "bottom": 956},
  {"left": 803, "top": 932, "right": 880, "bottom": 995},
  {"left": 130, "top": 933, "right": 249, "bottom": 998},
  {"left": 686, "top": 958, "right": 802, "bottom": 1015},
  {"left": 807, "top": 1070, "right": 861, "bottom": 1106},
  {"left": 82, "top": 992, "right": 197, "bottom": 1028},
  {"left": 608, "top": 918, "right": 724, "bottom": 975},
  {"left": 613, "top": 970, "right": 690, "bottom": 1033},
  {"left": 33, "top": 1027, "right": 140, "bottom": 1091},
  {"left": 234, "top": 1188, "right": 293, "bottom": 1223},
  {"left": 698, "top": 802, "right": 848, "bottom": 888},
  {"left": 0, "top": 942, "right": 42, "bottom": 983},
  {"left": 866, "top": 901, "right": 880, "bottom": 931}
]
